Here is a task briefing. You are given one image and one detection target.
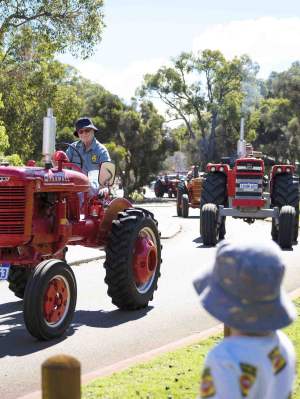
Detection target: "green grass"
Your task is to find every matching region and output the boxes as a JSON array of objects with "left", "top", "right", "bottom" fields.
[{"left": 82, "top": 299, "right": 300, "bottom": 399}]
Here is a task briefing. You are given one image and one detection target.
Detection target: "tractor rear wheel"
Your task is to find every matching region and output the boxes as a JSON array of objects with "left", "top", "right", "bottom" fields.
[
  {"left": 200, "top": 173, "right": 227, "bottom": 240},
  {"left": 23, "top": 259, "right": 77, "bottom": 340},
  {"left": 201, "top": 203, "right": 218, "bottom": 246},
  {"left": 278, "top": 205, "right": 295, "bottom": 249},
  {"left": 272, "top": 173, "right": 299, "bottom": 243},
  {"left": 104, "top": 208, "right": 162, "bottom": 310},
  {"left": 200, "top": 172, "right": 227, "bottom": 206},
  {"left": 182, "top": 194, "right": 189, "bottom": 218},
  {"left": 8, "top": 266, "right": 32, "bottom": 299}
]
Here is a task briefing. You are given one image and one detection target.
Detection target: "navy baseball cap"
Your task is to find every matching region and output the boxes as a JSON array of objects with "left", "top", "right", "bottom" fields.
[
  {"left": 193, "top": 240, "right": 296, "bottom": 332},
  {"left": 74, "top": 117, "right": 98, "bottom": 137}
]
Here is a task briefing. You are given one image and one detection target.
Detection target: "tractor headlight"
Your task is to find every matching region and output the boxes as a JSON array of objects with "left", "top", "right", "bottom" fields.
[
  {"left": 210, "top": 166, "right": 216, "bottom": 172},
  {"left": 276, "top": 167, "right": 282, "bottom": 173},
  {"left": 219, "top": 166, "right": 224, "bottom": 172},
  {"left": 286, "top": 167, "right": 291, "bottom": 173}
]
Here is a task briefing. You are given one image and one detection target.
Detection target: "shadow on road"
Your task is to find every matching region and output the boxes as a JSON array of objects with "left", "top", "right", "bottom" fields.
[
  {"left": 73, "top": 306, "right": 153, "bottom": 328},
  {"left": 0, "top": 300, "right": 71, "bottom": 358},
  {"left": 193, "top": 235, "right": 219, "bottom": 248},
  {"left": 0, "top": 300, "right": 152, "bottom": 358}
]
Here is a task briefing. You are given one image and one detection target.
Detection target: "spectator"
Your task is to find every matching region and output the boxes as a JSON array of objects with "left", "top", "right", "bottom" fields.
[
  {"left": 66, "top": 117, "right": 110, "bottom": 175},
  {"left": 193, "top": 240, "right": 296, "bottom": 399}
]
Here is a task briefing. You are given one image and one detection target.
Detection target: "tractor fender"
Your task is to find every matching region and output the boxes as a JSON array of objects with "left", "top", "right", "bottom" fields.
[{"left": 98, "top": 198, "right": 132, "bottom": 244}]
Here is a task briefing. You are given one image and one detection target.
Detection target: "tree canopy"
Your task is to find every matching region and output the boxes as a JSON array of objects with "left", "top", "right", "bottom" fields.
[
  {"left": 0, "top": 0, "right": 105, "bottom": 59},
  {"left": 139, "top": 50, "right": 260, "bottom": 165}
]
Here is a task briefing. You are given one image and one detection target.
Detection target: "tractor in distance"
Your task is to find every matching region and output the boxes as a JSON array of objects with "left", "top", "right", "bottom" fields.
[
  {"left": 0, "top": 109, "right": 162, "bottom": 340},
  {"left": 176, "top": 166, "right": 205, "bottom": 218},
  {"left": 154, "top": 173, "right": 182, "bottom": 198},
  {"left": 200, "top": 118, "right": 299, "bottom": 249}
]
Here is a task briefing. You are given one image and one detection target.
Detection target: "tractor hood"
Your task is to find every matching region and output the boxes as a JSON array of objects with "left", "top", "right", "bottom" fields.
[{"left": 0, "top": 165, "right": 90, "bottom": 193}]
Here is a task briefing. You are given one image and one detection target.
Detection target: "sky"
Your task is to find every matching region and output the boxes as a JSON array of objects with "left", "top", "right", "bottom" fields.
[{"left": 59, "top": 0, "right": 300, "bottom": 104}]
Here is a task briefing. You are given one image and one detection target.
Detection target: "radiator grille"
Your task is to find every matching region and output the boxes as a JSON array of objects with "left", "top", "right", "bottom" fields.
[{"left": 0, "top": 186, "right": 25, "bottom": 234}]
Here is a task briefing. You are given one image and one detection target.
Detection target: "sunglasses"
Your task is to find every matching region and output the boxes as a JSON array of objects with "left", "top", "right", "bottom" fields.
[{"left": 78, "top": 128, "right": 93, "bottom": 134}]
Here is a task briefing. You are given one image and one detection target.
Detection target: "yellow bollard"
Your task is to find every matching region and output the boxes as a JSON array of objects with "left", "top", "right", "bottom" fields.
[
  {"left": 224, "top": 324, "right": 231, "bottom": 337},
  {"left": 42, "top": 354, "right": 81, "bottom": 399}
]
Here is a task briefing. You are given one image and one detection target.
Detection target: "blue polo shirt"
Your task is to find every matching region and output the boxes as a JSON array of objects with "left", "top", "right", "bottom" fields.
[{"left": 66, "top": 137, "right": 111, "bottom": 175}]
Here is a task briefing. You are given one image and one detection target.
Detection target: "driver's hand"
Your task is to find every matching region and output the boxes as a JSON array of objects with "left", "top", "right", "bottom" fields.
[{"left": 98, "top": 187, "right": 109, "bottom": 199}]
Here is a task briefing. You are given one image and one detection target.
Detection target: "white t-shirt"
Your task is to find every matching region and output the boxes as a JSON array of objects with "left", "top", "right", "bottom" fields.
[{"left": 199, "top": 331, "right": 295, "bottom": 399}]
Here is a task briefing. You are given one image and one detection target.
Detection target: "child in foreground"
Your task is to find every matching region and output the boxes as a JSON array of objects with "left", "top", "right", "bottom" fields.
[{"left": 193, "top": 240, "right": 297, "bottom": 399}]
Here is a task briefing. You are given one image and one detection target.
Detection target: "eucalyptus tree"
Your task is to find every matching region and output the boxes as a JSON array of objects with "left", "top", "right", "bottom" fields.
[
  {"left": 139, "top": 50, "right": 259, "bottom": 164},
  {"left": 0, "top": 0, "right": 105, "bottom": 60}
]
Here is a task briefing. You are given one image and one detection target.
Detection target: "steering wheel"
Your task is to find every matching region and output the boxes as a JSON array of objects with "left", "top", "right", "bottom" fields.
[{"left": 56, "top": 142, "right": 84, "bottom": 170}]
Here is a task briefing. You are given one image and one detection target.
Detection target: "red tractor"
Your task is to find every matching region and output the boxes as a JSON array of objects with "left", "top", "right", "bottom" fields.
[
  {"left": 200, "top": 120, "right": 299, "bottom": 249},
  {"left": 154, "top": 174, "right": 181, "bottom": 198},
  {"left": 0, "top": 109, "right": 162, "bottom": 340}
]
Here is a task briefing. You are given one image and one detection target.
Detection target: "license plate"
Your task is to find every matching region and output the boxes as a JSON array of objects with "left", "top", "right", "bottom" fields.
[
  {"left": 0, "top": 264, "right": 10, "bottom": 280},
  {"left": 239, "top": 183, "right": 258, "bottom": 191}
]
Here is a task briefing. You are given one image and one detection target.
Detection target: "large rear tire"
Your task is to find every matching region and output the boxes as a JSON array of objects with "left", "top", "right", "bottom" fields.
[
  {"left": 271, "top": 173, "right": 299, "bottom": 243},
  {"left": 278, "top": 205, "right": 295, "bottom": 249},
  {"left": 201, "top": 203, "right": 218, "bottom": 246},
  {"left": 23, "top": 259, "right": 77, "bottom": 340},
  {"left": 104, "top": 208, "right": 162, "bottom": 310},
  {"left": 8, "top": 266, "right": 32, "bottom": 299},
  {"left": 200, "top": 173, "right": 227, "bottom": 240},
  {"left": 182, "top": 194, "right": 189, "bottom": 218}
]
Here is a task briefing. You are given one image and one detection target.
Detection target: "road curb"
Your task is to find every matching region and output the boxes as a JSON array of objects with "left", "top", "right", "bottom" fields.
[{"left": 68, "top": 254, "right": 106, "bottom": 267}]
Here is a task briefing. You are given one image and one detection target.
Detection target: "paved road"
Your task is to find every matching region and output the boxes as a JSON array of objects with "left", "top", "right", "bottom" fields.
[{"left": 1, "top": 202, "right": 300, "bottom": 399}]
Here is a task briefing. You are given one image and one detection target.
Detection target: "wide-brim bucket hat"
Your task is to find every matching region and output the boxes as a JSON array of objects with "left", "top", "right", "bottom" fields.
[
  {"left": 74, "top": 117, "right": 99, "bottom": 137},
  {"left": 193, "top": 240, "right": 296, "bottom": 333}
]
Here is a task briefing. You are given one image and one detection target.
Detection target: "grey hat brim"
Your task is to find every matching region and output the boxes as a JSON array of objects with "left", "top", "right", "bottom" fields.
[
  {"left": 74, "top": 124, "right": 98, "bottom": 137},
  {"left": 193, "top": 274, "right": 296, "bottom": 332}
]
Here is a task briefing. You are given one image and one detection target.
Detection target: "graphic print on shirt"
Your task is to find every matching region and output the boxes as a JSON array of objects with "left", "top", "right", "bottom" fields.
[
  {"left": 91, "top": 154, "right": 97, "bottom": 163},
  {"left": 200, "top": 367, "right": 216, "bottom": 398},
  {"left": 239, "top": 363, "right": 257, "bottom": 397},
  {"left": 268, "top": 346, "right": 287, "bottom": 375}
]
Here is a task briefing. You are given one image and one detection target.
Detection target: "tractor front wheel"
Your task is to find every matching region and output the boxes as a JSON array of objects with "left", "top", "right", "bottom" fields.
[
  {"left": 104, "top": 208, "right": 162, "bottom": 310},
  {"left": 271, "top": 173, "right": 299, "bottom": 243},
  {"left": 201, "top": 203, "right": 218, "bottom": 246},
  {"left": 278, "top": 205, "right": 295, "bottom": 249},
  {"left": 176, "top": 183, "right": 187, "bottom": 217},
  {"left": 8, "top": 266, "right": 32, "bottom": 299},
  {"left": 182, "top": 194, "right": 189, "bottom": 218},
  {"left": 23, "top": 259, "right": 77, "bottom": 340},
  {"left": 200, "top": 172, "right": 227, "bottom": 240}
]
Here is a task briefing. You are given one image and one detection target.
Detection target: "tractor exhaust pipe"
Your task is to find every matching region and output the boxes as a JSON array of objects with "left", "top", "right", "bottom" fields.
[
  {"left": 42, "top": 108, "right": 56, "bottom": 168},
  {"left": 237, "top": 117, "right": 246, "bottom": 158}
]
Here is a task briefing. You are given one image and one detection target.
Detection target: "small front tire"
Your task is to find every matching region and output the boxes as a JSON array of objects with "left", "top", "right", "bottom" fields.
[
  {"left": 8, "top": 266, "right": 32, "bottom": 299},
  {"left": 23, "top": 259, "right": 77, "bottom": 340},
  {"left": 201, "top": 203, "right": 218, "bottom": 246},
  {"left": 278, "top": 205, "right": 295, "bottom": 249},
  {"left": 182, "top": 194, "right": 189, "bottom": 218}
]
